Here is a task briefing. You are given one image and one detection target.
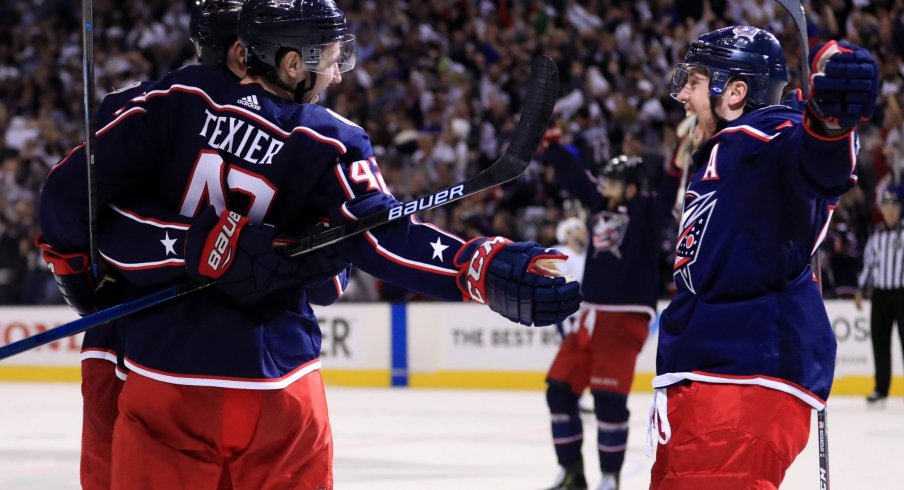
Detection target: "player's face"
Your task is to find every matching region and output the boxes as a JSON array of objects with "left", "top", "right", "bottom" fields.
[
  {"left": 674, "top": 67, "right": 717, "bottom": 144},
  {"left": 303, "top": 43, "right": 343, "bottom": 104},
  {"left": 674, "top": 68, "right": 711, "bottom": 118}
]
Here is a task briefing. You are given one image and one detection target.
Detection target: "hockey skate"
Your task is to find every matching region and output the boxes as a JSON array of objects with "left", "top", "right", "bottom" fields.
[
  {"left": 866, "top": 391, "right": 887, "bottom": 408},
  {"left": 596, "top": 472, "right": 619, "bottom": 490},
  {"left": 544, "top": 463, "right": 588, "bottom": 490}
]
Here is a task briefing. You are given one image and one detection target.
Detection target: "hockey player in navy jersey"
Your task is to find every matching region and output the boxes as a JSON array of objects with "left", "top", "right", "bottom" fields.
[
  {"left": 541, "top": 142, "right": 681, "bottom": 489},
  {"left": 34, "top": 3, "right": 257, "bottom": 489},
  {"left": 647, "top": 26, "right": 878, "bottom": 488},
  {"left": 37, "top": 0, "right": 580, "bottom": 488},
  {"left": 38, "top": 2, "right": 341, "bottom": 488}
]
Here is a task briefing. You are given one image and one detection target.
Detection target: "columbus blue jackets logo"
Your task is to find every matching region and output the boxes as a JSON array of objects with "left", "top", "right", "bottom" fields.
[
  {"left": 591, "top": 211, "right": 629, "bottom": 259},
  {"left": 732, "top": 26, "right": 760, "bottom": 40},
  {"left": 674, "top": 191, "right": 717, "bottom": 294}
]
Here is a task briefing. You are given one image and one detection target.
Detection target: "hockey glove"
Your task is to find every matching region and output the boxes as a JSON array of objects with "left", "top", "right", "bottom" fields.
[
  {"left": 36, "top": 235, "right": 121, "bottom": 316},
  {"left": 454, "top": 237, "right": 582, "bottom": 326},
  {"left": 184, "top": 207, "right": 348, "bottom": 305},
  {"left": 806, "top": 40, "right": 879, "bottom": 136}
]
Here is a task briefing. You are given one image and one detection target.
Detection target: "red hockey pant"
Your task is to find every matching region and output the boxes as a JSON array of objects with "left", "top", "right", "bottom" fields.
[
  {"left": 111, "top": 370, "right": 333, "bottom": 490},
  {"left": 548, "top": 310, "right": 649, "bottom": 394},
  {"left": 81, "top": 358, "right": 124, "bottom": 490},
  {"left": 650, "top": 383, "right": 811, "bottom": 490}
]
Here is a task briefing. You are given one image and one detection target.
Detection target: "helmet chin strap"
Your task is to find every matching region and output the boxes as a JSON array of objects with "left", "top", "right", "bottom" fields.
[
  {"left": 293, "top": 72, "right": 318, "bottom": 103},
  {"left": 709, "top": 96, "right": 731, "bottom": 132},
  {"left": 263, "top": 69, "right": 318, "bottom": 103}
]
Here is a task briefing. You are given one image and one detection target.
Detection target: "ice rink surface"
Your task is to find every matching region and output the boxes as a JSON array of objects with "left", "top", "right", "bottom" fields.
[{"left": 0, "top": 383, "right": 901, "bottom": 489}]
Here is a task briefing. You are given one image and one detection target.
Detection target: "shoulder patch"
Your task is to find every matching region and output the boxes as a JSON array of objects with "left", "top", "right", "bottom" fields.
[{"left": 775, "top": 120, "right": 793, "bottom": 130}]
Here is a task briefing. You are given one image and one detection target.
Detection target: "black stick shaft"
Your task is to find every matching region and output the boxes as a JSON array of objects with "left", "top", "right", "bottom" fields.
[
  {"left": 818, "top": 408, "right": 830, "bottom": 489},
  {"left": 82, "top": 0, "right": 99, "bottom": 277}
]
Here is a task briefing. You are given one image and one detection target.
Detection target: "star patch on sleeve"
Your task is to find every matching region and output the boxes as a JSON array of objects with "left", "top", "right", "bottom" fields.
[
  {"left": 430, "top": 237, "right": 449, "bottom": 261},
  {"left": 161, "top": 231, "right": 178, "bottom": 256}
]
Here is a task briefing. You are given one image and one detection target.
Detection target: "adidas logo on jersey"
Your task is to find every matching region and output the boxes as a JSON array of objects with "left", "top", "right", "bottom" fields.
[{"left": 236, "top": 95, "right": 260, "bottom": 110}]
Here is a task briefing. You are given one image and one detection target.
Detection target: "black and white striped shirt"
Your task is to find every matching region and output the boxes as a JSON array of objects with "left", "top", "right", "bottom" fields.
[{"left": 859, "top": 221, "right": 904, "bottom": 290}]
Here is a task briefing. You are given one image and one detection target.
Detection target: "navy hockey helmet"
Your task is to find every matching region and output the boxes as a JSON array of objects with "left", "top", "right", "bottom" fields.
[
  {"left": 189, "top": 0, "right": 243, "bottom": 66},
  {"left": 601, "top": 155, "right": 644, "bottom": 188},
  {"left": 670, "top": 26, "right": 788, "bottom": 108},
  {"left": 238, "top": 0, "right": 356, "bottom": 77}
]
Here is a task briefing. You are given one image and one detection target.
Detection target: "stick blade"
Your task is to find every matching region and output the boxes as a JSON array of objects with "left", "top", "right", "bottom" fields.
[
  {"left": 774, "top": 0, "right": 810, "bottom": 98},
  {"left": 506, "top": 55, "right": 559, "bottom": 164}
]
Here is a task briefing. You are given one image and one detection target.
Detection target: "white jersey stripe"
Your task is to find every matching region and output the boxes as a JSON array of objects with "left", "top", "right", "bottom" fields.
[
  {"left": 341, "top": 203, "right": 458, "bottom": 276},
  {"left": 652, "top": 371, "right": 825, "bottom": 410},
  {"left": 715, "top": 124, "right": 781, "bottom": 141},
  {"left": 124, "top": 357, "right": 322, "bottom": 390},
  {"left": 137, "top": 84, "right": 347, "bottom": 153},
  {"left": 80, "top": 349, "right": 118, "bottom": 364},
  {"left": 110, "top": 204, "right": 190, "bottom": 230},
  {"left": 100, "top": 251, "right": 185, "bottom": 270},
  {"left": 410, "top": 216, "right": 466, "bottom": 244}
]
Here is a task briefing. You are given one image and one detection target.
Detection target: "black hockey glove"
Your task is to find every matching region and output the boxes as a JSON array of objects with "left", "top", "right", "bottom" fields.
[
  {"left": 453, "top": 237, "right": 582, "bottom": 326},
  {"left": 36, "top": 235, "right": 121, "bottom": 316},
  {"left": 184, "top": 207, "right": 348, "bottom": 305},
  {"left": 805, "top": 40, "right": 879, "bottom": 137}
]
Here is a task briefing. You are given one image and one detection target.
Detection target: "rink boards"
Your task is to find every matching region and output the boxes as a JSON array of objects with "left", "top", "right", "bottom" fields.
[{"left": 0, "top": 301, "right": 900, "bottom": 395}]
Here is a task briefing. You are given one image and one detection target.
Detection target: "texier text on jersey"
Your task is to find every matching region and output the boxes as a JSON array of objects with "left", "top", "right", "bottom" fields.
[{"left": 199, "top": 109, "right": 284, "bottom": 165}]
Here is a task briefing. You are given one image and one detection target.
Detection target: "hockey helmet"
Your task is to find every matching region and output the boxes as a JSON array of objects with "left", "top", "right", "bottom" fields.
[
  {"left": 555, "top": 217, "right": 586, "bottom": 246},
  {"left": 239, "top": 0, "right": 356, "bottom": 77},
  {"left": 670, "top": 26, "right": 788, "bottom": 108},
  {"left": 600, "top": 155, "right": 645, "bottom": 188},
  {"left": 189, "top": 0, "right": 243, "bottom": 66}
]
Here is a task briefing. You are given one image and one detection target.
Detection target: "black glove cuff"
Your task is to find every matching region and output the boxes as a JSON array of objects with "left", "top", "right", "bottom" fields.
[{"left": 803, "top": 107, "right": 855, "bottom": 140}]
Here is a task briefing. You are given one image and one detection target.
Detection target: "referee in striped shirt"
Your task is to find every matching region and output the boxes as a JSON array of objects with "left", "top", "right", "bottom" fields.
[{"left": 856, "top": 188, "right": 904, "bottom": 405}]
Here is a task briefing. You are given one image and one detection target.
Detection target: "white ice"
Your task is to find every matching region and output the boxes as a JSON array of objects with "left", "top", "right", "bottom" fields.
[{"left": 0, "top": 383, "right": 901, "bottom": 489}]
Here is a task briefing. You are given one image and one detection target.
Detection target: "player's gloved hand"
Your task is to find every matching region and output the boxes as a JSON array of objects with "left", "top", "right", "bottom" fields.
[
  {"left": 35, "top": 235, "right": 121, "bottom": 316},
  {"left": 806, "top": 40, "right": 879, "bottom": 136},
  {"left": 453, "top": 237, "right": 582, "bottom": 326},
  {"left": 184, "top": 207, "right": 347, "bottom": 305}
]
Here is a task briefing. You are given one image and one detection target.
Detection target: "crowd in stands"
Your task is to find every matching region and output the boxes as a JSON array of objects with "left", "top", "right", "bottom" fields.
[{"left": 0, "top": 0, "right": 902, "bottom": 304}]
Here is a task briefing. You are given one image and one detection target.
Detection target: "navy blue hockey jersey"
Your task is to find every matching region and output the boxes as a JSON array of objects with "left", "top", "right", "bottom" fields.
[
  {"left": 78, "top": 79, "right": 156, "bottom": 367},
  {"left": 40, "top": 65, "right": 468, "bottom": 388},
  {"left": 546, "top": 144, "right": 680, "bottom": 317},
  {"left": 654, "top": 106, "right": 859, "bottom": 407}
]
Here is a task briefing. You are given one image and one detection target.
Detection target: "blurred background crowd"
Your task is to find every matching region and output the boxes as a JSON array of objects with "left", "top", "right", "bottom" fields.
[{"left": 0, "top": 0, "right": 902, "bottom": 304}]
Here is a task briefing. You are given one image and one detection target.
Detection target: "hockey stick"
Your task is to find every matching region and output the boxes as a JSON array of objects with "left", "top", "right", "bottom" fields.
[
  {"left": 774, "top": 2, "right": 831, "bottom": 487},
  {"left": 0, "top": 55, "right": 558, "bottom": 361},
  {"left": 82, "top": 0, "right": 100, "bottom": 277},
  {"left": 775, "top": 0, "right": 811, "bottom": 99},
  {"left": 286, "top": 56, "right": 557, "bottom": 256},
  {"left": 818, "top": 406, "right": 830, "bottom": 489}
]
